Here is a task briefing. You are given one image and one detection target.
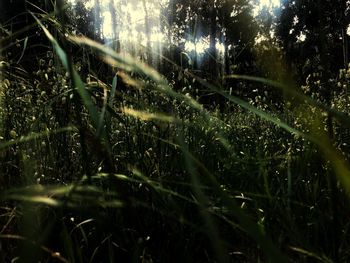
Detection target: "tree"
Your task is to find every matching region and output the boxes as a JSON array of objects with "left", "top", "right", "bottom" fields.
[
  {"left": 220, "top": 0, "right": 257, "bottom": 75},
  {"left": 276, "top": 0, "right": 350, "bottom": 83},
  {"left": 163, "top": 0, "right": 257, "bottom": 79}
]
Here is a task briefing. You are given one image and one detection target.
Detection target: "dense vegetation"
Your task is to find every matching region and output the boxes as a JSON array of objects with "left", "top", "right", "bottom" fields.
[{"left": 0, "top": 0, "right": 350, "bottom": 262}]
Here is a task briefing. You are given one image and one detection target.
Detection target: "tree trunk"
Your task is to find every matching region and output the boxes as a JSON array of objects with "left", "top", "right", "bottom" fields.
[
  {"left": 317, "top": 1, "right": 339, "bottom": 261},
  {"left": 94, "top": 0, "right": 102, "bottom": 39},
  {"left": 109, "top": 0, "right": 120, "bottom": 52},
  {"left": 340, "top": 0, "right": 349, "bottom": 68},
  {"left": 208, "top": 0, "right": 217, "bottom": 79},
  {"left": 142, "top": 0, "right": 153, "bottom": 66}
]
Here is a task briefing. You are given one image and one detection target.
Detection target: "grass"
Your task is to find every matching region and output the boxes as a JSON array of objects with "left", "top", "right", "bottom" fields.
[{"left": 1, "top": 8, "right": 350, "bottom": 263}]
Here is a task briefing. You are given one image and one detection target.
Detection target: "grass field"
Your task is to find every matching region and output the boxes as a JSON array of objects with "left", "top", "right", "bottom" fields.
[{"left": 1, "top": 9, "right": 350, "bottom": 263}]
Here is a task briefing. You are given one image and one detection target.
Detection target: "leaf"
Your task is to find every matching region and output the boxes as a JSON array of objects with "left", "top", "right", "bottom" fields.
[
  {"left": 16, "top": 36, "right": 28, "bottom": 64},
  {"left": 110, "top": 74, "right": 118, "bottom": 107}
]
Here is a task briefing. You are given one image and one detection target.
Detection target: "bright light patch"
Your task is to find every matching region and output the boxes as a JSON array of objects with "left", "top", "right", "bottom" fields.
[
  {"left": 71, "top": 0, "right": 166, "bottom": 54},
  {"left": 102, "top": 11, "right": 113, "bottom": 38},
  {"left": 252, "top": 0, "right": 281, "bottom": 17},
  {"left": 150, "top": 32, "right": 165, "bottom": 43},
  {"left": 293, "top": 15, "right": 299, "bottom": 26},
  {"left": 185, "top": 42, "right": 195, "bottom": 52},
  {"left": 119, "top": 30, "right": 139, "bottom": 43},
  {"left": 296, "top": 32, "right": 306, "bottom": 43},
  {"left": 185, "top": 38, "right": 225, "bottom": 54},
  {"left": 84, "top": 0, "right": 94, "bottom": 9},
  {"left": 196, "top": 39, "right": 208, "bottom": 54},
  {"left": 259, "top": 0, "right": 280, "bottom": 7},
  {"left": 185, "top": 38, "right": 208, "bottom": 54},
  {"left": 121, "top": 3, "right": 145, "bottom": 24},
  {"left": 347, "top": 25, "right": 350, "bottom": 36},
  {"left": 216, "top": 42, "right": 225, "bottom": 54},
  {"left": 67, "top": 0, "right": 224, "bottom": 61},
  {"left": 255, "top": 33, "right": 268, "bottom": 44}
]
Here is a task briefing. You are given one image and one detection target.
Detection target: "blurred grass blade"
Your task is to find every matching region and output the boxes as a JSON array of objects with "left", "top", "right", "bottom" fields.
[
  {"left": 97, "top": 83, "right": 108, "bottom": 137},
  {"left": 179, "top": 136, "right": 229, "bottom": 263},
  {"left": 194, "top": 74, "right": 306, "bottom": 138},
  {"left": 69, "top": 35, "right": 203, "bottom": 111},
  {"left": 69, "top": 36, "right": 166, "bottom": 84},
  {"left": 289, "top": 246, "right": 333, "bottom": 263},
  {"left": 122, "top": 107, "right": 176, "bottom": 122},
  {"left": 310, "top": 118, "right": 350, "bottom": 195},
  {"left": 180, "top": 142, "right": 288, "bottom": 262},
  {"left": 109, "top": 74, "right": 118, "bottom": 107},
  {"left": 3, "top": 195, "right": 60, "bottom": 206},
  {"left": 1, "top": 184, "right": 124, "bottom": 208},
  {"left": 127, "top": 169, "right": 196, "bottom": 203},
  {"left": 0, "top": 126, "right": 75, "bottom": 151}
]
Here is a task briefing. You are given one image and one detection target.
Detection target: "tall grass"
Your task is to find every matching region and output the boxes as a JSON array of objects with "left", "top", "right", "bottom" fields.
[{"left": 1, "top": 9, "right": 350, "bottom": 263}]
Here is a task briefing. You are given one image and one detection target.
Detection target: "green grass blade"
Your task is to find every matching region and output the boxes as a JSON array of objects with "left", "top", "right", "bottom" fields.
[
  {"left": 16, "top": 36, "right": 28, "bottom": 64},
  {"left": 109, "top": 74, "right": 118, "bottom": 107},
  {"left": 289, "top": 246, "right": 333, "bottom": 263}
]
